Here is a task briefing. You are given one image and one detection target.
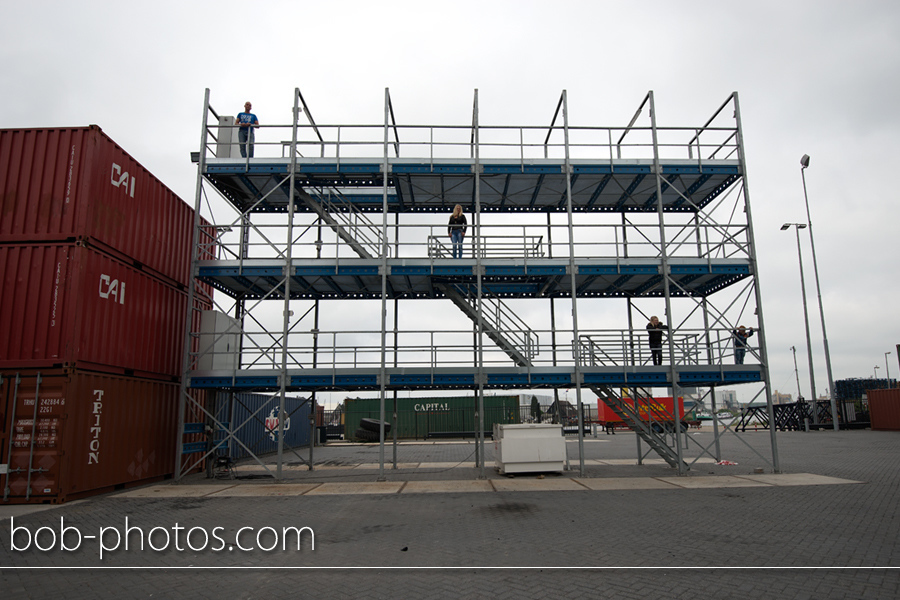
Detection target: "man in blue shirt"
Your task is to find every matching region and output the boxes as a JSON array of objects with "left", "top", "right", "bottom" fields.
[{"left": 236, "top": 101, "right": 259, "bottom": 158}]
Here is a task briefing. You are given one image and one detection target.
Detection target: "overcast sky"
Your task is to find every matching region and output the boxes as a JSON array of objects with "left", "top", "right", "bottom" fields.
[{"left": 3, "top": 0, "right": 898, "bottom": 406}]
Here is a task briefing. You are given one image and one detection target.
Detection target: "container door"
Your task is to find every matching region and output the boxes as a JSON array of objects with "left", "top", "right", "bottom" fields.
[
  {"left": 0, "top": 373, "right": 13, "bottom": 500},
  {"left": 3, "top": 373, "right": 66, "bottom": 503}
]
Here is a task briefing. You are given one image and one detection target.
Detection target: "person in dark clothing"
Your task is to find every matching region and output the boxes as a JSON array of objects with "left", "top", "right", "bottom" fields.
[
  {"left": 448, "top": 204, "right": 467, "bottom": 258},
  {"left": 646, "top": 316, "right": 668, "bottom": 366},
  {"left": 732, "top": 325, "right": 755, "bottom": 364}
]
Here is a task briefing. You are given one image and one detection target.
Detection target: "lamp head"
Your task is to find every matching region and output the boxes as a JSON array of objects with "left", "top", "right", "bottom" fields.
[
  {"left": 798, "top": 224, "right": 807, "bottom": 229},
  {"left": 780, "top": 224, "right": 790, "bottom": 230},
  {"left": 801, "top": 154, "right": 810, "bottom": 168}
]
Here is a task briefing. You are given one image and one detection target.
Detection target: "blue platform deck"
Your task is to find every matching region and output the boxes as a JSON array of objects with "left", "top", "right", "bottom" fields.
[
  {"left": 187, "top": 365, "right": 762, "bottom": 392},
  {"left": 197, "top": 257, "right": 750, "bottom": 300},
  {"left": 203, "top": 157, "right": 741, "bottom": 214}
]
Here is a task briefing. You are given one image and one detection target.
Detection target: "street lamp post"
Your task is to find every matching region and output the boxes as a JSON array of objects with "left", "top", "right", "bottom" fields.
[
  {"left": 800, "top": 155, "right": 839, "bottom": 431},
  {"left": 782, "top": 222, "right": 817, "bottom": 424},
  {"left": 874, "top": 365, "right": 880, "bottom": 380},
  {"left": 791, "top": 346, "right": 803, "bottom": 400},
  {"left": 885, "top": 351, "right": 892, "bottom": 386}
]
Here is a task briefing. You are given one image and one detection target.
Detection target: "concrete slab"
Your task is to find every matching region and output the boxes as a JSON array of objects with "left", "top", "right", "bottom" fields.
[
  {"left": 0, "top": 500, "right": 87, "bottom": 520},
  {"left": 305, "top": 481, "right": 405, "bottom": 495},
  {"left": 206, "top": 483, "right": 321, "bottom": 497},
  {"left": 574, "top": 477, "right": 682, "bottom": 491},
  {"left": 114, "top": 484, "right": 236, "bottom": 498},
  {"left": 421, "top": 462, "right": 477, "bottom": 469},
  {"left": 490, "top": 478, "right": 589, "bottom": 493},
  {"left": 737, "top": 473, "right": 863, "bottom": 486},
  {"left": 656, "top": 475, "right": 773, "bottom": 489},
  {"left": 353, "top": 462, "right": 420, "bottom": 469},
  {"left": 402, "top": 480, "right": 494, "bottom": 494}
]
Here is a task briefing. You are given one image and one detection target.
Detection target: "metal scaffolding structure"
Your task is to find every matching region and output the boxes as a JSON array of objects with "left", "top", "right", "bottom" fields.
[{"left": 175, "top": 88, "right": 780, "bottom": 481}]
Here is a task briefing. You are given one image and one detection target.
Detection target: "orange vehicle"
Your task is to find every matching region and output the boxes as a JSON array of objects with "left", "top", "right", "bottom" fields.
[{"left": 597, "top": 396, "right": 688, "bottom": 433}]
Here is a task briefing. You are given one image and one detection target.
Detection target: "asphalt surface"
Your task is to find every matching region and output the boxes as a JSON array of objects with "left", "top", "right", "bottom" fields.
[{"left": 1, "top": 427, "right": 898, "bottom": 599}]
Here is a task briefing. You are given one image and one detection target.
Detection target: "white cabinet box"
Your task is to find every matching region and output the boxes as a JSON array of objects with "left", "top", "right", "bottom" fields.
[
  {"left": 493, "top": 423, "right": 566, "bottom": 474},
  {"left": 197, "top": 310, "right": 241, "bottom": 371}
]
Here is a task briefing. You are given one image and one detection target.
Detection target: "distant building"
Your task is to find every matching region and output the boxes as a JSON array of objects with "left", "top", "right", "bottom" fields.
[
  {"left": 718, "top": 390, "right": 737, "bottom": 409},
  {"left": 772, "top": 390, "right": 793, "bottom": 404}
]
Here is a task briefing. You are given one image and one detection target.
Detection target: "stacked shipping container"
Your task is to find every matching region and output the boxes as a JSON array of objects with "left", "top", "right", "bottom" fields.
[
  {"left": 344, "top": 395, "right": 521, "bottom": 440},
  {"left": 215, "top": 392, "right": 312, "bottom": 461},
  {"left": 0, "top": 126, "right": 196, "bottom": 287},
  {"left": 1, "top": 126, "right": 206, "bottom": 503}
]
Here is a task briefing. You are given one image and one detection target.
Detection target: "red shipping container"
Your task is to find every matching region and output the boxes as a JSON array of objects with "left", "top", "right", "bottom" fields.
[
  {"left": 0, "top": 369, "right": 182, "bottom": 504},
  {"left": 868, "top": 388, "right": 900, "bottom": 431},
  {"left": 0, "top": 126, "right": 195, "bottom": 287},
  {"left": 596, "top": 395, "right": 685, "bottom": 425},
  {"left": 0, "top": 243, "right": 194, "bottom": 378}
]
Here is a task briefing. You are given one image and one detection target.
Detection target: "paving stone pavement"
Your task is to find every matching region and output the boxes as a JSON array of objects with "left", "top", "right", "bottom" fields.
[{"left": 1, "top": 429, "right": 898, "bottom": 599}]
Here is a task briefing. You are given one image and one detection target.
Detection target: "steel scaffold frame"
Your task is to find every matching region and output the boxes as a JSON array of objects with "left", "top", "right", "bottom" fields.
[{"left": 174, "top": 88, "right": 780, "bottom": 481}]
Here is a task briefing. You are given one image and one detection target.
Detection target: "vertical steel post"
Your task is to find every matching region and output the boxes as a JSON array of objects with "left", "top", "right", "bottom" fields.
[
  {"left": 790, "top": 224, "right": 817, "bottom": 423},
  {"left": 733, "top": 92, "right": 780, "bottom": 471},
  {"left": 393, "top": 212, "right": 400, "bottom": 469},
  {"left": 702, "top": 298, "right": 721, "bottom": 460},
  {"left": 277, "top": 89, "right": 301, "bottom": 481},
  {"left": 378, "top": 88, "right": 390, "bottom": 481},
  {"left": 648, "top": 91, "right": 685, "bottom": 475},
  {"left": 560, "top": 90, "right": 586, "bottom": 476},
  {"left": 176, "top": 88, "right": 212, "bottom": 481},
  {"left": 310, "top": 226, "right": 323, "bottom": 471},
  {"left": 792, "top": 346, "right": 803, "bottom": 399},
  {"left": 800, "top": 160, "right": 838, "bottom": 431},
  {"left": 473, "top": 89, "right": 486, "bottom": 478}
]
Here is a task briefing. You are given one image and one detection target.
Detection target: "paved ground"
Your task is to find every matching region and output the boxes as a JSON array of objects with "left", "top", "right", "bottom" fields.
[{"left": 1, "top": 428, "right": 898, "bottom": 599}]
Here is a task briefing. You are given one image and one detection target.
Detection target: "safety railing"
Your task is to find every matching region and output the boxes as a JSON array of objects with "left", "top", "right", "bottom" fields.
[
  {"left": 197, "top": 220, "right": 751, "bottom": 263},
  {"left": 189, "top": 327, "right": 759, "bottom": 373},
  {"left": 427, "top": 234, "right": 544, "bottom": 259},
  {"left": 576, "top": 328, "right": 759, "bottom": 367},
  {"left": 204, "top": 119, "right": 741, "bottom": 165}
]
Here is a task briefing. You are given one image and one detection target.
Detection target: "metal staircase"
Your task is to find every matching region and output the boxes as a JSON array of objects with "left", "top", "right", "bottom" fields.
[
  {"left": 589, "top": 384, "right": 687, "bottom": 470},
  {"left": 297, "top": 184, "right": 539, "bottom": 369},
  {"left": 296, "top": 188, "right": 384, "bottom": 260},
  {"left": 298, "top": 186, "right": 688, "bottom": 470},
  {"left": 435, "top": 283, "right": 537, "bottom": 368}
]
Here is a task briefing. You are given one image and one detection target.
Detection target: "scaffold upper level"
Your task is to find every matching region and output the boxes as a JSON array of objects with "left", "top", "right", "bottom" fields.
[
  {"left": 183, "top": 89, "right": 768, "bottom": 393},
  {"left": 177, "top": 88, "right": 778, "bottom": 479}
]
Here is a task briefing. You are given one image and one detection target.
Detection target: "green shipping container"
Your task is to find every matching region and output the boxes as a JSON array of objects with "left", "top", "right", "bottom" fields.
[{"left": 344, "top": 395, "right": 521, "bottom": 440}]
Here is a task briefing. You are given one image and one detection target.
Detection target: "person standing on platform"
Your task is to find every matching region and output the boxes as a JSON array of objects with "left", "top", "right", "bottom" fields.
[
  {"left": 732, "top": 325, "right": 755, "bottom": 364},
  {"left": 448, "top": 204, "right": 467, "bottom": 259},
  {"left": 646, "top": 316, "right": 668, "bottom": 366},
  {"left": 237, "top": 101, "right": 259, "bottom": 158}
]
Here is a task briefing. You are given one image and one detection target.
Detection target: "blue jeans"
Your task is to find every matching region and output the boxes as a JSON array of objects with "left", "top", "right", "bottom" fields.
[
  {"left": 451, "top": 230, "right": 464, "bottom": 258},
  {"left": 239, "top": 127, "right": 254, "bottom": 158},
  {"left": 735, "top": 347, "right": 746, "bottom": 364}
]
